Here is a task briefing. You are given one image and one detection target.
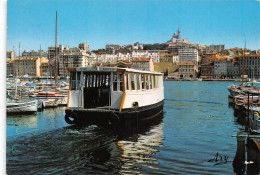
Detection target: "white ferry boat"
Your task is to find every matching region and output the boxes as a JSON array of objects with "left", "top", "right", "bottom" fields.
[{"left": 64, "top": 66, "right": 164, "bottom": 126}]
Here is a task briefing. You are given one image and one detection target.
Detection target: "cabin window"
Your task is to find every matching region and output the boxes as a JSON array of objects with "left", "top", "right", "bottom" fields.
[
  {"left": 113, "top": 73, "right": 123, "bottom": 91},
  {"left": 113, "top": 74, "right": 117, "bottom": 91},
  {"left": 141, "top": 74, "right": 145, "bottom": 90},
  {"left": 119, "top": 73, "right": 123, "bottom": 91},
  {"left": 145, "top": 74, "right": 149, "bottom": 90},
  {"left": 136, "top": 73, "right": 141, "bottom": 90},
  {"left": 84, "top": 73, "right": 110, "bottom": 88},
  {"left": 71, "top": 72, "right": 81, "bottom": 90},
  {"left": 125, "top": 73, "right": 129, "bottom": 91},
  {"left": 130, "top": 73, "right": 135, "bottom": 91}
]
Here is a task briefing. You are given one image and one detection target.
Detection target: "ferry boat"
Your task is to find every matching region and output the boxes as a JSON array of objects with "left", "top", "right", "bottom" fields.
[{"left": 64, "top": 66, "right": 164, "bottom": 127}]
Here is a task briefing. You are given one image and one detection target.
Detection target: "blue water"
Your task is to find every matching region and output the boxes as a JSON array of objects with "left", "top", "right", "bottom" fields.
[{"left": 6, "top": 81, "right": 255, "bottom": 174}]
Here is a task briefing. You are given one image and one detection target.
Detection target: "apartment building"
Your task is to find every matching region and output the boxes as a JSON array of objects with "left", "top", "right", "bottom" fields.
[
  {"left": 178, "top": 62, "right": 198, "bottom": 78},
  {"left": 6, "top": 51, "right": 16, "bottom": 60},
  {"left": 132, "top": 50, "right": 162, "bottom": 63},
  {"left": 159, "top": 53, "right": 178, "bottom": 64},
  {"left": 201, "top": 53, "right": 217, "bottom": 64},
  {"left": 200, "top": 63, "right": 215, "bottom": 79},
  {"left": 79, "top": 43, "right": 90, "bottom": 52},
  {"left": 179, "top": 49, "right": 199, "bottom": 63},
  {"left": 12, "top": 57, "right": 49, "bottom": 77},
  {"left": 209, "top": 44, "right": 225, "bottom": 52},
  {"left": 22, "top": 50, "right": 48, "bottom": 57},
  {"left": 106, "top": 44, "right": 121, "bottom": 54},
  {"left": 234, "top": 54, "right": 260, "bottom": 79},
  {"left": 214, "top": 58, "right": 228, "bottom": 78},
  {"left": 58, "top": 47, "right": 90, "bottom": 77},
  {"left": 132, "top": 57, "right": 154, "bottom": 71},
  {"left": 6, "top": 60, "right": 14, "bottom": 76}
]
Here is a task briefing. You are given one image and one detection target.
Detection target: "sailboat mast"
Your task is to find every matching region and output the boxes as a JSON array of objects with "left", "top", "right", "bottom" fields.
[
  {"left": 55, "top": 11, "right": 58, "bottom": 92},
  {"left": 40, "top": 44, "right": 42, "bottom": 78},
  {"left": 242, "top": 41, "right": 246, "bottom": 86},
  {"left": 19, "top": 42, "right": 20, "bottom": 78}
]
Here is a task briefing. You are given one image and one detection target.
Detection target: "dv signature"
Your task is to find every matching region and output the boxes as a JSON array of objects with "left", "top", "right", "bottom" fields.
[{"left": 208, "top": 152, "right": 231, "bottom": 165}]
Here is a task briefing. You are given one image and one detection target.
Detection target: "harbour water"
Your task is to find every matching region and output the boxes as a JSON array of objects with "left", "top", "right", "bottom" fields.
[{"left": 6, "top": 81, "right": 258, "bottom": 174}]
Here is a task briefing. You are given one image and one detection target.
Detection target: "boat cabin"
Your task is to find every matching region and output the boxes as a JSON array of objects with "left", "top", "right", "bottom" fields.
[{"left": 67, "top": 66, "right": 164, "bottom": 112}]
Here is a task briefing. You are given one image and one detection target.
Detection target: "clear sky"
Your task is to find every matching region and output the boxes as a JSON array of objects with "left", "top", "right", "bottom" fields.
[{"left": 6, "top": 0, "right": 260, "bottom": 53}]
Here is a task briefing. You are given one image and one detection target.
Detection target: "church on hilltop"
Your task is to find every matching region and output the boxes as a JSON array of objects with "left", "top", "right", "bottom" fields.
[{"left": 167, "top": 27, "right": 189, "bottom": 43}]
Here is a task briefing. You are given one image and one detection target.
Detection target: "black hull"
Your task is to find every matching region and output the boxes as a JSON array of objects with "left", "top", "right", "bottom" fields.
[
  {"left": 65, "top": 100, "right": 164, "bottom": 129},
  {"left": 7, "top": 111, "right": 36, "bottom": 115}
]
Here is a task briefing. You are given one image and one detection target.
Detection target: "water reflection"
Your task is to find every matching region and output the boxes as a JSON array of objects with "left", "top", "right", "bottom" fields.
[
  {"left": 233, "top": 132, "right": 260, "bottom": 174},
  {"left": 7, "top": 113, "right": 164, "bottom": 174},
  {"left": 117, "top": 114, "right": 164, "bottom": 174},
  {"left": 7, "top": 114, "right": 37, "bottom": 128}
]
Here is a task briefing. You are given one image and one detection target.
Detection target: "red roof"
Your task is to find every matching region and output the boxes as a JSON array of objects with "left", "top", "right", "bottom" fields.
[{"left": 132, "top": 57, "right": 150, "bottom": 62}]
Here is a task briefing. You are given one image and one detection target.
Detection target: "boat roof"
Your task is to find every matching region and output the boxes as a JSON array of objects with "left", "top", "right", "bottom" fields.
[{"left": 68, "top": 66, "right": 163, "bottom": 75}]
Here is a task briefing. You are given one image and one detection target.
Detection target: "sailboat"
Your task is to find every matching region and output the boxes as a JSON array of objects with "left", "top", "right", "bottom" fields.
[
  {"left": 6, "top": 43, "right": 38, "bottom": 114},
  {"left": 228, "top": 41, "right": 259, "bottom": 103}
]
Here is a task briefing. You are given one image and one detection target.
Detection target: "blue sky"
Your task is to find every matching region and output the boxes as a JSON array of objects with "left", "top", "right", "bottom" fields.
[{"left": 6, "top": 0, "right": 260, "bottom": 52}]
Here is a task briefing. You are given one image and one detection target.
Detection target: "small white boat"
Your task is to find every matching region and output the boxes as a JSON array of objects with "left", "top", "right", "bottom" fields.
[
  {"left": 248, "top": 107, "right": 260, "bottom": 134},
  {"left": 6, "top": 100, "right": 37, "bottom": 114},
  {"left": 42, "top": 99, "right": 59, "bottom": 108}
]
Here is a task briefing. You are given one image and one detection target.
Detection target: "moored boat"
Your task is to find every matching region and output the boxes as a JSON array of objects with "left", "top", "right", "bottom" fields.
[
  {"left": 6, "top": 100, "right": 37, "bottom": 114},
  {"left": 64, "top": 66, "right": 164, "bottom": 126}
]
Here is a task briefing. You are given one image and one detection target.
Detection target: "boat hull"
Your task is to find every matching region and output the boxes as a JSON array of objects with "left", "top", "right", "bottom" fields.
[
  {"left": 6, "top": 101, "right": 37, "bottom": 114},
  {"left": 65, "top": 100, "right": 164, "bottom": 127}
]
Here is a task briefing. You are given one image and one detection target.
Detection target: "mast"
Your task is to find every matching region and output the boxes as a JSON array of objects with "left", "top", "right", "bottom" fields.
[
  {"left": 18, "top": 42, "right": 20, "bottom": 78},
  {"left": 55, "top": 11, "right": 58, "bottom": 91},
  {"left": 241, "top": 41, "right": 246, "bottom": 86},
  {"left": 40, "top": 44, "right": 42, "bottom": 78}
]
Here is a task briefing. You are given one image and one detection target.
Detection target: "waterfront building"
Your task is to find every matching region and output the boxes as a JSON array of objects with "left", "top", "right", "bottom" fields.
[
  {"left": 132, "top": 57, "right": 154, "bottom": 71},
  {"left": 58, "top": 47, "right": 90, "bottom": 77},
  {"left": 178, "top": 62, "right": 198, "bottom": 78},
  {"left": 209, "top": 44, "right": 225, "bottom": 52},
  {"left": 214, "top": 58, "right": 228, "bottom": 78},
  {"left": 226, "top": 61, "right": 240, "bottom": 79},
  {"left": 12, "top": 57, "right": 48, "bottom": 77},
  {"left": 200, "top": 63, "right": 215, "bottom": 79},
  {"left": 6, "top": 51, "right": 16, "bottom": 60},
  {"left": 106, "top": 44, "right": 121, "bottom": 54},
  {"left": 234, "top": 54, "right": 260, "bottom": 80},
  {"left": 179, "top": 49, "right": 199, "bottom": 63}
]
